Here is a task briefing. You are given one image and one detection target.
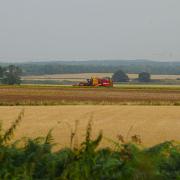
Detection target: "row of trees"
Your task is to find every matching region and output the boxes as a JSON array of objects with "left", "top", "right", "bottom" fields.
[
  {"left": 0, "top": 65, "right": 22, "bottom": 85},
  {"left": 112, "top": 70, "right": 151, "bottom": 82},
  {"left": 13, "top": 60, "right": 180, "bottom": 75}
]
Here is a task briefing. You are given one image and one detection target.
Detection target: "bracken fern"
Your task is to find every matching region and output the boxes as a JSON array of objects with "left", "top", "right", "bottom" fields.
[{"left": 0, "top": 109, "right": 24, "bottom": 146}]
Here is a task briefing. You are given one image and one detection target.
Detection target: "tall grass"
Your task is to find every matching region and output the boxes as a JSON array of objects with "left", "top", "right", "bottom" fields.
[{"left": 0, "top": 112, "right": 179, "bottom": 179}]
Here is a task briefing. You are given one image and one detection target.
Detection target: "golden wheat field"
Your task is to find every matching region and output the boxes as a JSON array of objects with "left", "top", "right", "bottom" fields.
[{"left": 1, "top": 105, "right": 180, "bottom": 148}]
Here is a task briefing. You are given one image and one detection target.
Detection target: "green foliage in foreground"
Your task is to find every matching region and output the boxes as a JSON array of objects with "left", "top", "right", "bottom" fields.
[{"left": 0, "top": 112, "right": 180, "bottom": 179}]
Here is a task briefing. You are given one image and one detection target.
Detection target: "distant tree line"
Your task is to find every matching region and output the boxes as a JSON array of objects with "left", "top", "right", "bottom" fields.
[
  {"left": 20, "top": 64, "right": 180, "bottom": 76},
  {"left": 0, "top": 65, "right": 22, "bottom": 85},
  {"left": 1, "top": 60, "right": 179, "bottom": 76},
  {"left": 1, "top": 60, "right": 180, "bottom": 80},
  {"left": 20, "top": 64, "right": 117, "bottom": 75}
]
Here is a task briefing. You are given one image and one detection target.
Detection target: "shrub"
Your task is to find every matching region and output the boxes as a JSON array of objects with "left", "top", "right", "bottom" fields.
[
  {"left": 112, "top": 70, "right": 129, "bottom": 82},
  {"left": 138, "top": 72, "right": 151, "bottom": 82}
]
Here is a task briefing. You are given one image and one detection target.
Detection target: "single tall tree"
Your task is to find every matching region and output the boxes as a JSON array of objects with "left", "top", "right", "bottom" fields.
[
  {"left": 2, "top": 65, "right": 22, "bottom": 85},
  {"left": 0, "top": 66, "right": 3, "bottom": 77}
]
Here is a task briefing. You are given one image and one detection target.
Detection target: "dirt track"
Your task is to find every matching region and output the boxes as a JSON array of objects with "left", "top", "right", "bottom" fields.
[
  {"left": 1, "top": 86, "right": 180, "bottom": 105},
  {"left": 0, "top": 106, "right": 180, "bottom": 148}
]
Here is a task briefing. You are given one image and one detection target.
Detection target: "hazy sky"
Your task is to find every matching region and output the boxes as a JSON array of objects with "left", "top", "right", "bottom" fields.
[{"left": 0, "top": 0, "right": 180, "bottom": 62}]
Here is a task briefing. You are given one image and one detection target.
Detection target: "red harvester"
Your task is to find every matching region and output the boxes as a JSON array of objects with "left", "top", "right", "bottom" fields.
[{"left": 76, "top": 77, "right": 113, "bottom": 87}]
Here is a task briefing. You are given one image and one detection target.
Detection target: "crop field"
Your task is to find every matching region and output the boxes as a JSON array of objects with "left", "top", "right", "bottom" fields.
[
  {"left": 0, "top": 105, "right": 180, "bottom": 147},
  {"left": 1, "top": 85, "right": 180, "bottom": 105},
  {"left": 21, "top": 73, "right": 180, "bottom": 85},
  {"left": 22, "top": 73, "right": 180, "bottom": 81},
  {"left": 22, "top": 73, "right": 113, "bottom": 81},
  {"left": 1, "top": 85, "right": 180, "bottom": 148}
]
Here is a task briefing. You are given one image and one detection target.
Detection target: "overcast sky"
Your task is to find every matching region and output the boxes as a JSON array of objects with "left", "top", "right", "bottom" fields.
[{"left": 0, "top": 0, "right": 180, "bottom": 62}]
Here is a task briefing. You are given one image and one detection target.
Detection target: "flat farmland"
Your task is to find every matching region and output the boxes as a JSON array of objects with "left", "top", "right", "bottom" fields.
[
  {"left": 1, "top": 85, "right": 180, "bottom": 105},
  {"left": 0, "top": 106, "right": 180, "bottom": 147},
  {"left": 22, "top": 73, "right": 113, "bottom": 81},
  {"left": 22, "top": 73, "right": 180, "bottom": 81}
]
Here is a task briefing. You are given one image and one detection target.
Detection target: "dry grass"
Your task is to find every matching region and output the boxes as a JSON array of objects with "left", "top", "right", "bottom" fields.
[{"left": 0, "top": 105, "right": 180, "bottom": 148}]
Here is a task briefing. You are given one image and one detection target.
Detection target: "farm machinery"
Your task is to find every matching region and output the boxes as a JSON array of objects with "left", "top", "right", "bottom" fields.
[{"left": 75, "top": 77, "right": 113, "bottom": 87}]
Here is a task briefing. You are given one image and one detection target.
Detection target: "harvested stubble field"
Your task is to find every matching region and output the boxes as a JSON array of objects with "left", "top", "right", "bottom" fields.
[
  {"left": 0, "top": 105, "right": 180, "bottom": 147},
  {"left": 1, "top": 85, "right": 180, "bottom": 105}
]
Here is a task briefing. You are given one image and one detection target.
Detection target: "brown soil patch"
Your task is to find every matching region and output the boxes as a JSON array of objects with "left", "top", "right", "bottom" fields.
[{"left": 1, "top": 86, "right": 180, "bottom": 105}]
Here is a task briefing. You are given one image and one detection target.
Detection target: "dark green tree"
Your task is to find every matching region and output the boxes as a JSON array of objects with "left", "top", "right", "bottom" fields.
[
  {"left": 138, "top": 72, "right": 151, "bottom": 82},
  {"left": 2, "top": 65, "right": 22, "bottom": 85},
  {"left": 0, "top": 66, "right": 3, "bottom": 77},
  {"left": 0, "top": 66, "right": 4, "bottom": 84},
  {"left": 112, "top": 70, "right": 129, "bottom": 82}
]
